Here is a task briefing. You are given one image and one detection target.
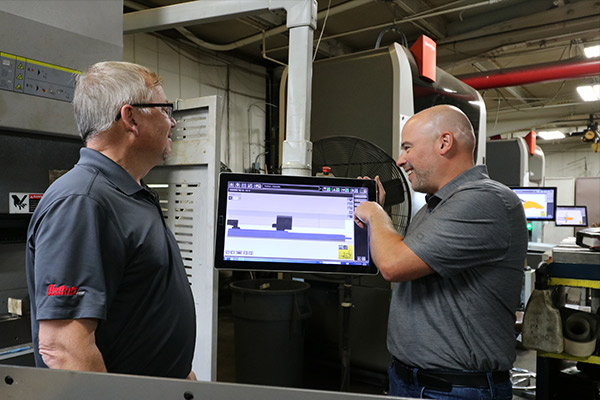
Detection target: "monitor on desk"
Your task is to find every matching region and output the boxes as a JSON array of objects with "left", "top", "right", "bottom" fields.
[
  {"left": 555, "top": 205, "right": 588, "bottom": 227},
  {"left": 510, "top": 186, "right": 557, "bottom": 221},
  {"left": 214, "top": 173, "right": 378, "bottom": 275}
]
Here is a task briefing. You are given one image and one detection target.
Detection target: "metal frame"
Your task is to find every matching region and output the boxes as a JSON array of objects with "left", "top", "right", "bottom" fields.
[
  {"left": 124, "top": 0, "right": 317, "bottom": 176},
  {"left": 0, "top": 365, "right": 402, "bottom": 400},
  {"left": 145, "top": 95, "right": 221, "bottom": 381}
]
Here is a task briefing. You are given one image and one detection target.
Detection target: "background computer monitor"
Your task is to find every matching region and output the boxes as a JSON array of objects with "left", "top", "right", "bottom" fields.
[
  {"left": 510, "top": 186, "right": 557, "bottom": 221},
  {"left": 555, "top": 205, "right": 588, "bottom": 227}
]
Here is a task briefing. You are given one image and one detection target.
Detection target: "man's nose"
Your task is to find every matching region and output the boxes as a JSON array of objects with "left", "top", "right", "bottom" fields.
[
  {"left": 170, "top": 117, "right": 177, "bottom": 128},
  {"left": 396, "top": 154, "right": 406, "bottom": 168}
]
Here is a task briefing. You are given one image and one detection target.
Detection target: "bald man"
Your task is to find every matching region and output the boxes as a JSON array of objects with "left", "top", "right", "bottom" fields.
[{"left": 355, "top": 105, "right": 527, "bottom": 399}]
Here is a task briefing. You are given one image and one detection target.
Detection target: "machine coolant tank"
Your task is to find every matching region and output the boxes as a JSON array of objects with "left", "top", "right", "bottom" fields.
[{"left": 522, "top": 263, "right": 564, "bottom": 353}]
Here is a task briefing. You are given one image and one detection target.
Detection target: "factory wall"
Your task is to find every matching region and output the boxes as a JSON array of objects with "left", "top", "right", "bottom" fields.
[
  {"left": 122, "top": 34, "right": 268, "bottom": 174},
  {"left": 540, "top": 142, "right": 600, "bottom": 243},
  {"left": 540, "top": 142, "right": 600, "bottom": 178}
]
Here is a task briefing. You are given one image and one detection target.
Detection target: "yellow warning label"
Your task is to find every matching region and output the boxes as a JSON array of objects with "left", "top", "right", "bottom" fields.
[
  {"left": 15, "top": 84, "right": 22, "bottom": 90},
  {"left": 17, "top": 63, "right": 24, "bottom": 69},
  {"left": 338, "top": 245, "right": 353, "bottom": 260},
  {"left": 0, "top": 52, "right": 16, "bottom": 59},
  {"left": 16, "top": 73, "right": 22, "bottom": 80}
]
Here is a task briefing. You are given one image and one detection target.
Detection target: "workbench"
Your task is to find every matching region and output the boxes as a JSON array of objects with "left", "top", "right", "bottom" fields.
[{"left": 536, "top": 242, "right": 600, "bottom": 400}]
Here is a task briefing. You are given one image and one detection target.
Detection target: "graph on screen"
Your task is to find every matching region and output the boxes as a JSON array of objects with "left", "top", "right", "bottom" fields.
[
  {"left": 510, "top": 187, "right": 557, "bottom": 221},
  {"left": 555, "top": 206, "right": 588, "bottom": 227}
]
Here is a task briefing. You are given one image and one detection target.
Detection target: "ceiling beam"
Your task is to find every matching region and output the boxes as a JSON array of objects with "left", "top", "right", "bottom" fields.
[
  {"left": 487, "top": 102, "right": 600, "bottom": 136},
  {"left": 441, "top": 28, "right": 600, "bottom": 70},
  {"left": 124, "top": 1, "right": 282, "bottom": 34},
  {"left": 124, "top": 0, "right": 370, "bottom": 55},
  {"left": 438, "top": 0, "right": 599, "bottom": 45},
  {"left": 392, "top": 0, "right": 445, "bottom": 38},
  {"left": 445, "top": 0, "right": 551, "bottom": 37},
  {"left": 438, "top": 16, "right": 600, "bottom": 67},
  {"left": 436, "top": 0, "right": 600, "bottom": 66}
]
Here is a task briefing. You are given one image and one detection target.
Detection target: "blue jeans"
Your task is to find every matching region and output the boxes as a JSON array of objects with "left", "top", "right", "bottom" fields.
[{"left": 388, "top": 362, "right": 513, "bottom": 400}]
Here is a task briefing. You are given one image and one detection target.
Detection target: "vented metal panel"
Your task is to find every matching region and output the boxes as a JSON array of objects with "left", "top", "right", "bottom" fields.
[
  {"left": 153, "top": 182, "right": 202, "bottom": 281},
  {"left": 173, "top": 111, "right": 210, "bottom": 140},
  {"left": 145, "top": 95, "right": 221, "bottom": 381}
]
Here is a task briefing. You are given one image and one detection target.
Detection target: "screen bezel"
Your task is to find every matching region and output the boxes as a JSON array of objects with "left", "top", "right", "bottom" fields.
[
  {"left": 555, "top": 205, "right": 588, "bottom": 227},
  {"left": 510, "top": 186, "right": 557, "bottom": 221},
  {"left": 214, "top": 172, "right": 378, "bottom": 275}
]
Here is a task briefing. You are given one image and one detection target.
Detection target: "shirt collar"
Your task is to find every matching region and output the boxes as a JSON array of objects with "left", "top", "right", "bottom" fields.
[
  {"left": 77, "top": 148, "right": 147, "bottom": 196},
  {"left": 425, "top": 165, "right": 490, "bottom": 210}
]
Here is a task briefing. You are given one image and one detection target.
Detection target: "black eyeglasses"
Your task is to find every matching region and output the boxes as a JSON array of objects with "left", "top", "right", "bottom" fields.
[{"left": 115, "top": 103, "right": 174, "bottom": 121}]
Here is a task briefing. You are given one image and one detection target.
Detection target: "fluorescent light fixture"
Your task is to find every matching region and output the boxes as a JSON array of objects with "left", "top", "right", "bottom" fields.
[
  {"left": 146, "top": 183, "right": 169, "bottom": 188},
  {"left": 584, "top": 45, "right": 600, "bottom": 58},
  {"left": 577, "top": 85, "right": 600, "bottom": 102},
  {"left": 537, "top": 131, "right": 565, "bottom": 140}
]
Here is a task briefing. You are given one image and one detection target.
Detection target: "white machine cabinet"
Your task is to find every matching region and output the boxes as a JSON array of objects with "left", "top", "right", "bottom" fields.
[{"left": 145, "top": 95, "right": 221, "bottom": 381}]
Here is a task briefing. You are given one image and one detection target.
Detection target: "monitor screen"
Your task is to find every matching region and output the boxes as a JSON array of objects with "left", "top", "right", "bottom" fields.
[
  {"left": 510, "top": 187, "right": 557, "bottom": 221},
  {"left": 555, "top": 205, "right": 588, "bottom": 227},
  {"left": 214, "top": 173, "right": 378, "bottom": 274}
]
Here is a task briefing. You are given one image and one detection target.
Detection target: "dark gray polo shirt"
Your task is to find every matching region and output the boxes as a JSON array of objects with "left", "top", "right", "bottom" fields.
[
  {"left": 387, "top": 165, "right": 527, "bottom": 371},
  {"left": 26, "top": 148, "right": 196, "bottom": 378}
]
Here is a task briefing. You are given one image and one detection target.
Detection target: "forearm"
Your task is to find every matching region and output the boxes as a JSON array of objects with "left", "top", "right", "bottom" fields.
[
  {"left": 364, "top": 208, "right": 408, "bottom": 280},
  {"left": 186, "top": 370, "right": 197, "bottom": 380},
  {"left": 40, "top": 340, "right": 107, "bottom": 372},
  {"left": 355, "top": 201, "right": 434, "bottom": 282},
  {"left": 39, "top": 319, "right": 107, "bottom": 372}
]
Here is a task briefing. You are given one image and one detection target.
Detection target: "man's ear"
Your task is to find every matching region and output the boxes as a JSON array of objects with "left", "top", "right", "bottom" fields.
[
  {"left": 439, "top": 131, "right": 453, "bottom": 155},
  {"left": 119, "top": 105, "right": 139, "bottom": 137}
]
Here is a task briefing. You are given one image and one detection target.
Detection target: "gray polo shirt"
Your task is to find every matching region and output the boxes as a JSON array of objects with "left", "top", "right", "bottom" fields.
[
  {"left": 26, "top": 148, "right": 196, "bottom": 378},
  {"left": 387, "top": 165, "right": 527, "bottom": 371}
]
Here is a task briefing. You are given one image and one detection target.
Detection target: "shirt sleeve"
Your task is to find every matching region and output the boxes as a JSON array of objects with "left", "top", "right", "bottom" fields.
[
  {"left": 31, "top": 195, "right": 121, "bottom": 321},
  {"left": 403, "top": 185, "right": 511, "bottom": 278}
]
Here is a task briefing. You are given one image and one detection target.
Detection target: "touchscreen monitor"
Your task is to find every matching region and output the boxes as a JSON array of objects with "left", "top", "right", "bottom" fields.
[
  {"left": 214, "top": 173, "right": 378, "bottom": 274},
  {"left": 555, "top": 205, "right": 588, "bottom": 227},
  {"left": 510, "top": 187, "right": 557, "bottom": 221}
]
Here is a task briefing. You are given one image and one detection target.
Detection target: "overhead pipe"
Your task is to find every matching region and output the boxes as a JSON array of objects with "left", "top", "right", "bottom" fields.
[
  {"left": 124, "top": 0, "right": 372, "bottom": 52},
  {"left": 458, "top": 56, "right": 600, "bottom": 90}
]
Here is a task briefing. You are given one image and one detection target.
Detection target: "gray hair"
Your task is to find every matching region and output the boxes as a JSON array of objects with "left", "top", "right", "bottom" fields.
[{"left": 73, "top": 61, "right": 163, "bottom": 144}]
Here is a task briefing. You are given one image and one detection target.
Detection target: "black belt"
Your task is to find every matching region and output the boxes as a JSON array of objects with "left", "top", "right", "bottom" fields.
[{"left": 392, "top": 358, "right": 510, "bottom": 392}]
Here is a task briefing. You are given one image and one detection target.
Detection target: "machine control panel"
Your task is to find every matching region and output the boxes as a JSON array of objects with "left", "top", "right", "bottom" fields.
[{"left": 0, "top": 51, "right": 79, "bottom": 102}]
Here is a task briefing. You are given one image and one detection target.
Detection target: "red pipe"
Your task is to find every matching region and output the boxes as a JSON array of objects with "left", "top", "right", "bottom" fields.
[{"left": 458, "top": 57, "right": 600, "bottom": 90}]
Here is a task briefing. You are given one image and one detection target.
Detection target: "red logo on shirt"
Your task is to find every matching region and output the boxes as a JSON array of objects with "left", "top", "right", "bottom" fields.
[{"left": 47, "top": 284, "right": 78, "bottom": 296}]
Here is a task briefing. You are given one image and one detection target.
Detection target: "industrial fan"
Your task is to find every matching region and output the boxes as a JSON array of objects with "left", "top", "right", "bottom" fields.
[
  {"left": 312, "top": 136, "right": 411, "bottom": 235},
  {"left": 306, "top": 136, "right": 413, "bottom": 390}
]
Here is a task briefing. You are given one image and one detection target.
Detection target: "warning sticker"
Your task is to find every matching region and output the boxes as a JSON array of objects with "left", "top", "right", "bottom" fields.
[
  {"left": 9, "top": 192, "right": 43, "bottom": 214},
  {"left": 338, "top": 245, "right": 353, "bottom": 260}
]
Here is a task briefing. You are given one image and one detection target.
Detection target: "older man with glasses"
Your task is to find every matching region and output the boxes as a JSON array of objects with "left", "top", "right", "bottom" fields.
[{"left": 26, "top": 61, "right": 197, "bottom": 379}]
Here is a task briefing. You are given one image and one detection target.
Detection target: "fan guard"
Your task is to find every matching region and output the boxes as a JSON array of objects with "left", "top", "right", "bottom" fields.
[{"left": 312, "top": 136, "right": 411, "bottom": 235}]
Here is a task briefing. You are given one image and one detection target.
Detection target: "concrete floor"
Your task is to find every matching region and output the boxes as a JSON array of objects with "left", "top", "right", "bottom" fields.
[{"left": 217, "top": 302, "right": 539, "bottom": 399}]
